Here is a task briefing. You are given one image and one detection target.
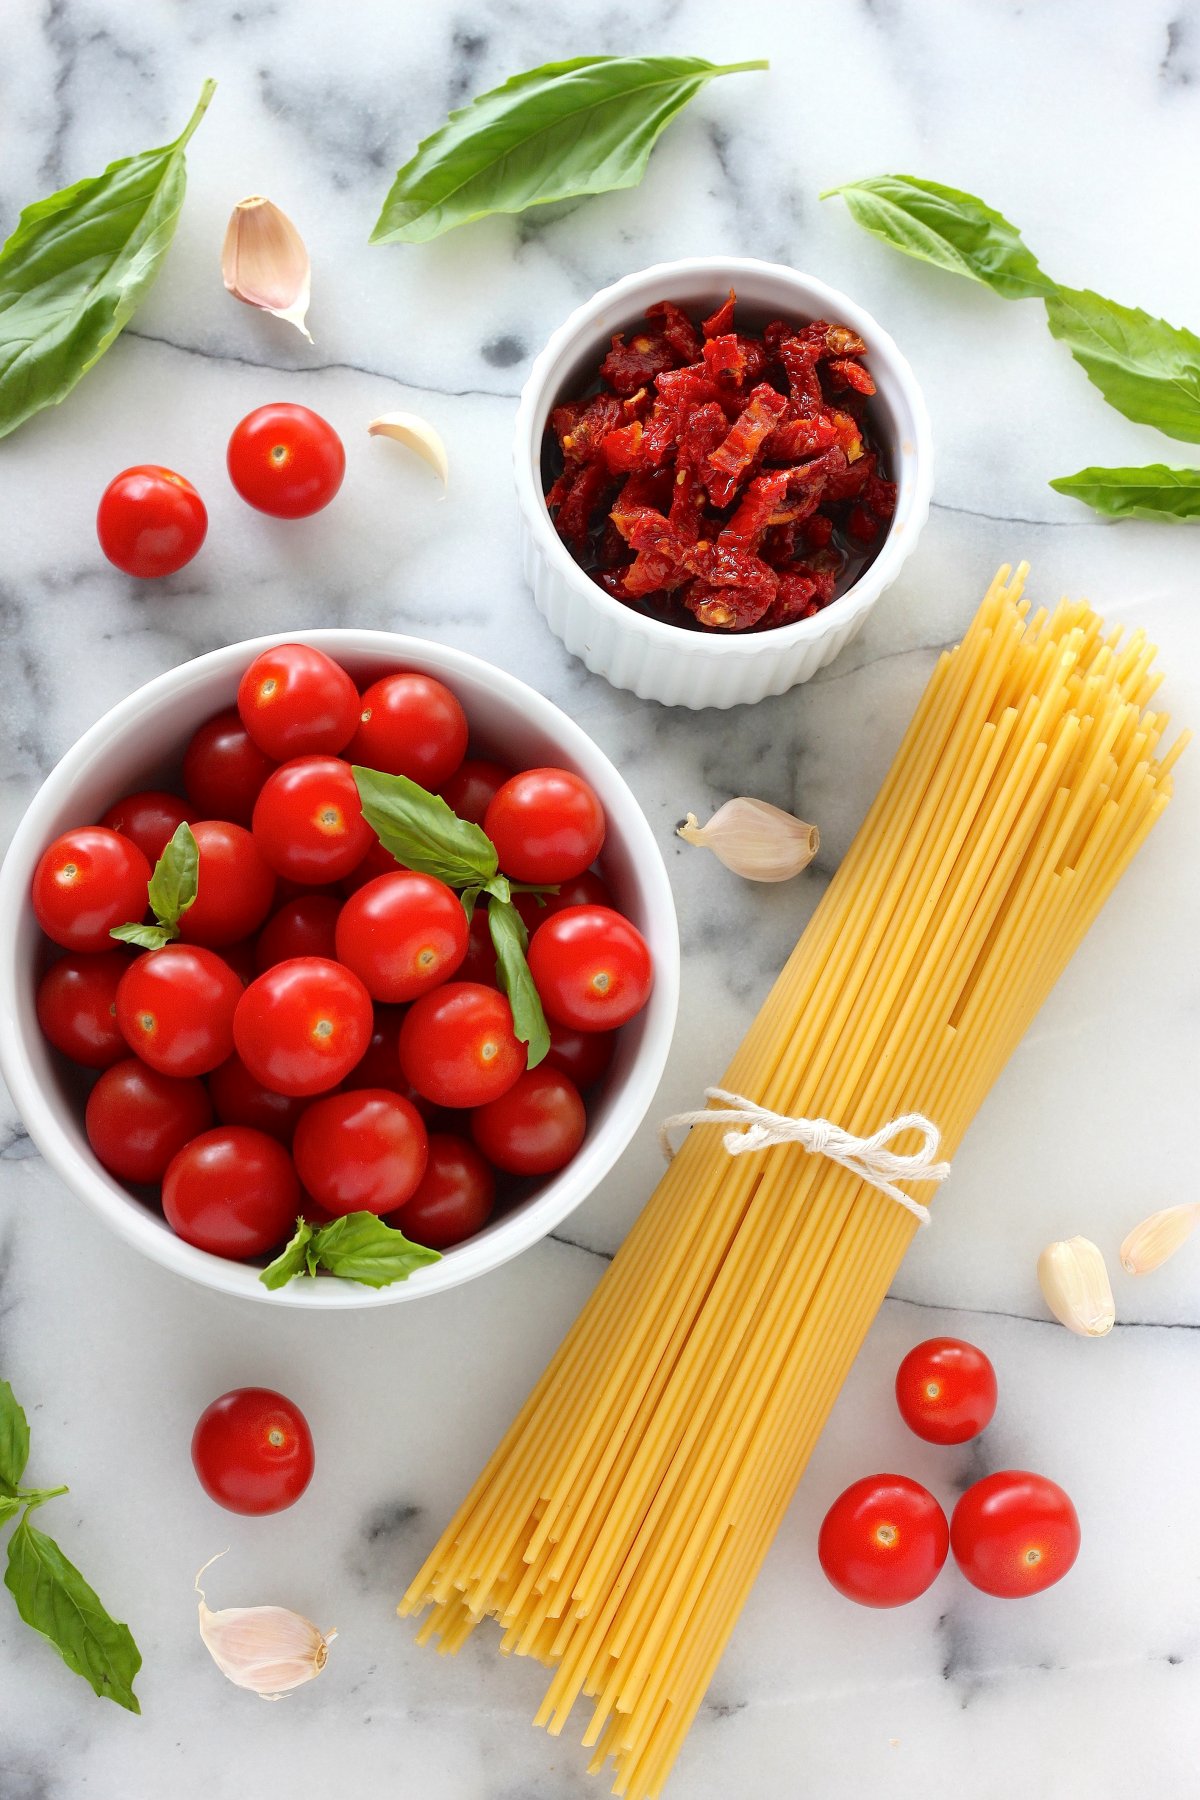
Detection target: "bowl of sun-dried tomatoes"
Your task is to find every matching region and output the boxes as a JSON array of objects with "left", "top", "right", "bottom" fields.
[{"left": 514, "top": 258, "right": 933, "bottom": 709}]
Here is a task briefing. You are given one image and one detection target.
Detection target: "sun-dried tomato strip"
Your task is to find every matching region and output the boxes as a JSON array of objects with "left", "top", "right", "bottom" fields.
[
  {"left": 703, "top": 334, "right": 747, "bottom": 382},
  {"left": 555, "top": 393, "right": 624, "bottom": 466},
  {"left": 719, "top": 470, "right": 791, "bottom": 552},
  {"left": 554, "top": 462, "right": 612, "bottom": 550},
  {"left": 701, "top": 290, "right": 736, "bottom": 339},
  {"left": 778, "top": 337, "right": 824, "bottom": 415},
  {"left": 705, "top": 385, "right": 789, "bottom": 507},
  {"left": 824, "top": 324, "right": 867, "bottom": 356},
  {"left": 600, "top": 330, "right": 675, "bottom": 396},
  {"left": 763, "top": 414, "right": 842, "bottom": 461},
  {"left": 646, "top": 300, "right": 702, "bottom": 364},
  {"left": 683, "top": 579, "right": 777, "bottom": 630},
  {"left": 827, "top": 357, "right": 877, "bottom": 396}
]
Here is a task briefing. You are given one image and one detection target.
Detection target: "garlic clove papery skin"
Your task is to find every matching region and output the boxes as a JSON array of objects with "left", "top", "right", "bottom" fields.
[
  {"left": 1037, "top": 1236, "right": 1115, "bottom": 1337},
  {"left": 677, "top": 798, "right": 819, "bottom": 882},
  {"left": 196, "top": 1558, "right": 334, "bottom": 1699},
  {"left": 1120, "top": 1204, "right": 1200, "bottom": 1276},
  {"left": 368, "top": 412, "right": 449, "bottom": 486},
  {"left": 222, "top": 196, "right": 313, "bottom": 341}
]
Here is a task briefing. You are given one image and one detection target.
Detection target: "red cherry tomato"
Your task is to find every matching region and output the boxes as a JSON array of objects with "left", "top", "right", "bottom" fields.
[
  {"left": 347, "top": 1008, "right": 438, "bottom": 1115},
  {"left": 99, "top": 790, "right": 191, "bottom": 865},
  {"left": 252, "top": 756, "right": 373, "bottom": 885},
  {"left": 183, "top": 708, "right": 277, "bottom": 825},
  {"left": 215, "top": 938, "right": 259, "bottom": 989},
  {"left": 85, "top": 1058, "right": 213, "bottom": 1184},
  {"left": 439, "top": 757, "right": 513, "bottom": 827},
  {"left": 459, "top": 907, "right": 500, "bottom": 988},
  {"left": 233, "top": 956, "right": 372, "bottom": 1096},
  {"left": 390, "top": 1133, "right": 495, "bottom": 1249},
  {"left": 227, "top": 404, "right": 345, "bottom": 519},
  {"left": 470, "top": 1067, "right": 586, "bottom": 1177},
  {"left": 347, "top": 673, "right": 468, "bottom": 787},
  {"left": 528, "top": 906, "right": 653, "bottom": 1032},
  {"left": 398, "top": 983, "right": 525, "bottom": 1109},
  {"left": 544, "top": 1020, "right": 615, "bottom": 1090},
  {"left": 513, "top": 868, "right": 613, "bottom": 933},
  {"left": 115, "top": 944, "right": 242, "bottom": 1077},
  {"left": 96, "top": 465, "right": 207, "bottom": 578},
  {"left": 237, "top": 643, "right": 359, "bottom": 760},
  {"left": 895, "top": 1338, "right": 998, "bottom": 1446},
  {"left": 335, "top": 872, "right": 469, "bottom": 1003},
  {"left": 191, "top": 1387, "right": 314, "bottom": 1515},
  {"left": 484, "top": 769, "right": 605, "bottom": 885},
  {"left": 32, "top": 827, "right": 151, "bottom": 953},
  {"left": 162, "top": 1125, "right": 299, "bottom": 1257},
  {"left": 950, "top": 1472, "right": 1080, "bottom": 1598},
  {"left": 207, "top": 1050, "right": 312, "bottom": 1143},
  {"left": 340, "top": 837, "right": 402, "bottom": 896},
  {"left": 36, "top": 950, "right": 130, "bottom": 1069},
  {"left": 293, "top": 1088, "right": 428, "bottom": 1217},
  {"left": 818, "top": 1475, "right": 949, "bottom": 1608},
  {"left": 255, "top": 894, "right": 342, "bottom": 971},
  {"left": 175, "top": 820, "right": 276, "bottom": 949}
]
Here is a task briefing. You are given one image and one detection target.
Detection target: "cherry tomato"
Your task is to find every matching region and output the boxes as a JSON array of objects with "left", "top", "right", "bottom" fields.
[
  {"left": 895, "top": 1338, "right": 998, "bottom": 1446},
  {"left": 390, "top": 1133, "right": 495, "bottom": 1249},
  {"left": 163, "top": 1126, "right": 299, "bottom": 1257},
  {"left": 85, "top": 1058, "right": 213, "bottom": 1184},
  {"left": 484, "top": 769, "right": 605, "bottom": 885},
  {"left": 191, "top": 1387, "right": 314, "bottom": 1516},
  {"left": 528, "top": 906, "right": 653, "bottom": 1032},
  {"left": 470, "top": 1067, "right": 586, "bottom": 1177},
  {"left": 544, "top": 1020, "right": 615, "bottom": 1090},
  {"left": 335, "top": 872, "right": 468, "bottom": 1003},
  {"left": 398, "top": 983, "right": 525, "bottom": 1109},
  {"left": 293, "top": 1088, "right": 428, "bottom": 1217},
  {"left": 237, "top": 643, "right": 359, "bottom": 760},
  {"left": 215, "top": 938, "right": 259, "bottom": 989},
  {"left": 459, "top": 907, "right": 500, "bottom": 988},
  {"left": 251, "top": 756, "right": 372, "bottom": 884},
  {"left": 347, "top": 1008, "right": 438, "bottom": 1115},
  {"left": 227, "top": 404, "right": 345, "bottom": 519},
  {"left": 255, "top": 894, "right": 342, "bottom": 971},
  {"left": 347, "top": 673, "right": 468, "bottom": 787},
  {"left": 96, "top": 465, "right": 207, "bottom": 578},
  {"left": 950, "top": 1472, "right": 1080, "bottom": 1598},
  {"left": 175, "top": 820, "right": 276, "bottom": 949},
  {"left": 115, "top": 944, "right": 242, "bottom": 1077},
  {"left": 32, "top": 827, "right": 151, "bottom": 953},
  {"left": 513, "top": 868, "right": 613, "bottom": 934},
  {"left": 340, "top": 837, "right": 402, "bottom": 896},
  {"left": 99, "top": 789, "right": 190, "bottom": 865},
  {"left": 818, "top": 1475, "right": 949, "bottom": 1608},
  {"left": 439, "top": 757, "right": 513, "bottom": 826},
  {"left": 183, "top": 708, "right": 277, "bottom": 825},
  {"left": 207, "top": 1051, "right": 312, "bottom": 1143},
  {"left": 233, "top": 956, "right": 372, "bottom": 1096},
  {"left": 36, "top": 950, "right": 130, "bottom": 1069}
]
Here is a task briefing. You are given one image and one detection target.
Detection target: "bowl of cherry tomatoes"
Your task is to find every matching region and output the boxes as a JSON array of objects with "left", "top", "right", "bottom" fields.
[{"left": 0, "top": 632, "right": 679, "bottom": 1307}]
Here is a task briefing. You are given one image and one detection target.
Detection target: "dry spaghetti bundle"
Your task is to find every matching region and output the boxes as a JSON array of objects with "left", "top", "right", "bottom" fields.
[{"left": 401, "top": 566, "right": 1186, "bottom": 1798}]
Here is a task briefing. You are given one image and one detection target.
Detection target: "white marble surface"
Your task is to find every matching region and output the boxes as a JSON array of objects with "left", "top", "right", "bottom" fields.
[{"left": 2, "top": 2, "right": 1199, "bottom": 1795}]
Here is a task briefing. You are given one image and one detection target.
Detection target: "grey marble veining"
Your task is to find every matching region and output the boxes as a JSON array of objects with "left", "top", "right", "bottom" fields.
[{"left": 2, "top": 2, "right": 1199, "bottom": 1795}]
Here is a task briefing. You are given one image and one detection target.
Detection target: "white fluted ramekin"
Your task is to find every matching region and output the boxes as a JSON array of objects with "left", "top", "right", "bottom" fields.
[{"left": 514, "top": 257, "right": 933, "bottom": 710}]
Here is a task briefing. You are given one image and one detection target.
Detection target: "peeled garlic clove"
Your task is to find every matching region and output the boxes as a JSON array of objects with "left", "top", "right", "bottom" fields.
[
  {"left": 1120, "top": 1204, "right": 1200, "bottom": 1275},
  {"left": 677, "top": 798, "right": 819, "bottom": 882},
  {"left": 222, "top": 196, "right": 313, "bottom": 341},
  {"left": 368, "top": 412, "right": 449, "bottom": 486},
  {"left": 1037, "top": 1236, "right": 1115, "bottom": 1337},
  {"left": 196, "top": 1555, "right": 334, "bottom": 1699}
]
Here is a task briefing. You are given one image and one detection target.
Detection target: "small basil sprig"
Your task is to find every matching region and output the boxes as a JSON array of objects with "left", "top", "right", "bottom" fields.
[
  {"left": 1043, "top": 288, "right": 1200, "bottom": 446},
  {"left": 819, "top": 174, "right": 1054, "bottom": 301},
  {"left": 261, "top": 1213, "right": 442, "bottom": 1292},
  {"left": 0, "top": 1380, "right": 141, "bottom": 1712},
  {"left": 1048, "top": 465, "right": 1200, "bottom": 521},
  {"left": 110, "top": 821, "right": 198, "bottom": 949}
]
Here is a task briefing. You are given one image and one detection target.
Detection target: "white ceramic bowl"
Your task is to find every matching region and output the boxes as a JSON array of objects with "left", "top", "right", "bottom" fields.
[
  {"left": 0, "top": 631, "right": 680, "bottom": 1308},
  {"left": 514, "top": 256, "right": 933, "bottom": 709}
]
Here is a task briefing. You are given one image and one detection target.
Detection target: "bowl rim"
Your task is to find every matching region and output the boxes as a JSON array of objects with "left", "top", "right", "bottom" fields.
[
  {"left": 513, "top": 254, "right": 934, "bottom": 658},
  {"left": 0, "top": 628, "right": 680, "bottom": 1308}
]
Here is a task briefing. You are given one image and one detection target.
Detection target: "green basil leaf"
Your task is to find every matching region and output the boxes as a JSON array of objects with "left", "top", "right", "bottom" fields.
[
  {"left": 147, "top": 821, "right": 199, "bottom": 928},
  {"left": 1049, "top": 463, "right": 1200, "bottom": 520},
  {"left": 482, "top": 873, "right": 511, "bottom": 905},
  {"left": 371, "top": 55, "right": 767, "bottom": 245},
  {"left": 259, "top": 1219, "right": 316, "bottom": 1291},
  {"left": 109, "top": 922, "right": 176, "bottom": 950},
  {"left": 0, "top": 1380, "right": 30, "bottom": 1490},
  {"left": 487, "top": 897, "right": 550, "bottom": 1068},
  {"left": 461, "top": 885, "right": 483, "bottom": 922},
  {"left": 5, "top": 1513, "right": 141, "bottom": 1712},
  {"left": 820, "top": 174, "right": 1054, "bottom": 301},
  {"left": 0, "top": 80, "right": 214, "bottom": 440},
  {"left": 353, "top": 765, "right": 497, "bottom": 887},
  {"left": 1044, "top": 287, "right": 1200, "bottom": 444},
  {"left": 0, "top": 1495, "right": 20, "bottom": 1526},
  {"left": 312, "top": 1213, "right": 441, "bottom": 1289}
]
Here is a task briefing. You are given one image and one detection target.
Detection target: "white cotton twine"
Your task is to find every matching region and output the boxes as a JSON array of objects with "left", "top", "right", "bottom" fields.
[{"left": 657, "top": 1087, "right": 950, "bottom": 1226}]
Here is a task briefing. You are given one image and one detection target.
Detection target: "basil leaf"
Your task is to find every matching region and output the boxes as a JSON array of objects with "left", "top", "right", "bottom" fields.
[
  {"left": 353, "top": 765, "right": 497, "bottom": 886},
  {"left": 0, "top": 1380, "right": 30, "bottom": 1490},
  {"left": 371, "top": 55, "right": 767, "bottom": 244},
  {"left": 147, "top": 821, "right": 199, "bottom": 928},
  {"left": 5, "top": 1513, "right": 141, "bottom": 1712},
  {"left": 1044, "top": 287, "right": 1200, "bottom": 444},
  {"left": 311, "top": 1213, "right": 441, "bottom": 1288},
  {"left": 0, "top": 1495, "right": 20, "bottom": 1526},
  {"left": 1049, "top": 463, "right": 1200, "bottom": 520},
  {"left": 488, "top": 897, "right": 550, "bottom": 1068},
  {"left": 820, "top": 174, "right": 1054, "bottom": 301},
  {"left": 109, "top": 922, "right": 176, "bottom": 950},
  {"left": 0, "top": 80, "right": 214, "bottom": 440},
  {"left": 259, "top": 1219, "right": 316, "bottom": 1291}
]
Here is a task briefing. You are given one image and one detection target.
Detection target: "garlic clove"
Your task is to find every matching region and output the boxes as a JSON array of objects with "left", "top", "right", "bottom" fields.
[
  {"left": 196, "top": 1554, "right": 335, "bottom": 1699},
  {"left": 1037, "top": 1236, "right": 1115, "bottom": 1337},
  {"left": 222, "top": 196, "right": 313, "bottom": 341},
  {"left": 1119, "top": 1204, "right": 1200, "bottom": 1276},
  {"left": 677, "top": 797, "right": 819, "bottom": 883},
  {"left": 368, "top": 412, "right": 449, "bottom": 486}
]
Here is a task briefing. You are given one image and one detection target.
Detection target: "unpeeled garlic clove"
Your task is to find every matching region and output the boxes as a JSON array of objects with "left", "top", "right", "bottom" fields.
[
  {"left": 222, "top": 196, "right": 313, "bottom": 341},
  {"left": 1037, "top": 1236, "right": 1115, "bottom": 1337},
  {"left": 196, "top": 1554, "right": 335, "bottom": 1699},
  {"left": 677, "top": 798, "right": 819, "bottom": 882},
  {"left": 1119, "top": 1204, "right": 1200, "bottom": 1276},
  {"left": 368, "top": 412, "right": 449, "bottom": 486}
]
